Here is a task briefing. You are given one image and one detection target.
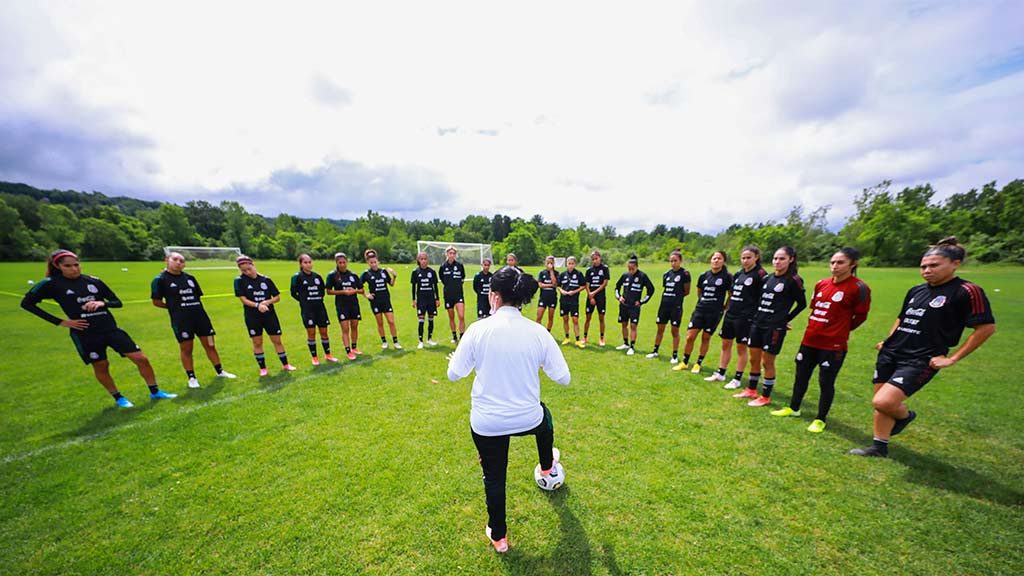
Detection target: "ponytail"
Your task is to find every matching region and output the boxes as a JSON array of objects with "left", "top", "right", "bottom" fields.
[
  {"left": 838, "top": 247, "right": 860, "bottom": 276},
  {"left": 297, "top": 253, "right": 311, "bottom": 269},
  {"left": 490, "top": 266, "right": 539, "bottom": 306},
  {"left": 778, "top": 246, "right": 798, "bottom": 277},
  {"left": 923, "top": 236, "right": 967, "bottom": 262},
  {"left": 741, "top": 245, "right": 762, "bottom": 268}
]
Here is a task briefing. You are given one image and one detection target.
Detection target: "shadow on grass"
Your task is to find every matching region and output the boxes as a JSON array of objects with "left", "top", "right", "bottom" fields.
[
  {"left": 173, "top": 378, "right": 227, "bottom": 404},
  {"left": 827, "top": 418, "right": 1024, "bottom": 507},
  {"left": 63, "top": 396, "right": 159, "bottom": 440},
  {"left": 499, "top": 486, "right": 623, "bottom": 576}
]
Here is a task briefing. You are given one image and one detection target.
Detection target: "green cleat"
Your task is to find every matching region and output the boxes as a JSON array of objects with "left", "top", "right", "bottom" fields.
[
  {"left": 770, "top": 406, "right": 801, "bottom": 417},
  {"left": 807, "top": 419, "right": 827, "bottom": 433}
]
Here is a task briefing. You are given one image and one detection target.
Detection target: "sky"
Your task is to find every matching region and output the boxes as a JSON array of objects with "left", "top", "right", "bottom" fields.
[{"left": 1, "top": 1, "right": 1022, "bottom": 233}]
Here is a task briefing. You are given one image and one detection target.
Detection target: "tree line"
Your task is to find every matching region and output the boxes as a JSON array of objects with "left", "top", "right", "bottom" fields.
[{"left": 0, "top": 179, "right": 1021, "bottom": 266}]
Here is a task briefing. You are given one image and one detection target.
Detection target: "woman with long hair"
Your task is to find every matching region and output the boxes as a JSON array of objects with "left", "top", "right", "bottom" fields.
[
  {"left": 705, "top": 246, "right": 766, "bottom": 387},
  {"left": 290, "top": 254, "right": 337, "bottom": 365},
  {"left": 235, "top": 255, "right": 296, "bottom": 376},
  {"left": 361, "top": 249, "right": 402, "bottom": 350},
  {"left": 535, "top": 255, "right": 559, "bottom": 330},
  {"left": 646, "top": 249, "right": 691, "bottom": 363},
  {"left": 326, "top": 252, "right": 364, "bottom": 360},
  {"left": 675, "top": 251, "right": 731, "bottom": 373}
]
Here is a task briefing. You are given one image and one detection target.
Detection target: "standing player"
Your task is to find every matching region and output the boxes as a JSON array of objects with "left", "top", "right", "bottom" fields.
[
  {"left": 771, "top": 248, "right": 871, "bottom": 432},
  {"left": 675, "top": 251, "right": 731, "bottom": 373},
  {"left": 361, "top": 249, "right": 402, "bottom": 350},
  {"left": 706, "top": 246, "right": 767, "bottom": 388},
  {"left": 22, "top": 250, "right": 175, "bottom": 407},
  {"left": 290, "top": 254, "right": 338, "bottom": 365},
  {"left": 557, "top": 256, "right": 586, "bottom": 347},
  {"left": 411, "top": 251, "right": 441, "bottom": 348},
  {"left": 582, "top": 250, "right": 610, "bottom": 346},
  {"left": 733, "top": 247, "right": 806, "bottom": 407},
  {"left": 850, "top": 237, "right": 995, "bottom": 457},
  {"left": 234, "top": 255, "right": 296, "bottom": 376},
  {"left": 473, "top": 258, "right": 494, "bottom": 319},
  {"left": 440, "top": 246, "right": 468, "bottom": 343},
  {"left": 505, "top": 253, "right": 523, "bottom": 272},
  {"left": 535, "top": 255, "right": 559, "bottom": 331},
  {"left": 152, "top": 251, "right": 237, "bottom": 387},
  {"left": 326, "top": 253, "right": 363, "bottom": 360},
  {"left": 614, "top": 254, "right": 656, "bottom": 355},
  {"left": 647, "top": 249, "right": 691, "bottom": 363}
]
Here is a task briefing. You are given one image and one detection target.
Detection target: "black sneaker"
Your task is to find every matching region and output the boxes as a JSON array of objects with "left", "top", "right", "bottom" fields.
[
  {"left": 848, "top": 445, "right": 888, "bottom": 458},
  {"left": 890, "top": 410, "right": 917, "bottom": 436}
]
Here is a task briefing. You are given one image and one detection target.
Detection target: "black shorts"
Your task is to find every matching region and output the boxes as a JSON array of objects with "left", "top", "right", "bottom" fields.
[
  {"left": 655, "top": 302, "right": 682, "bottom": 326},
  {"left": 444, "top": 293, "right": 464, "bottom": 309},
  {"left": 585, "top": 293, "right": 606, "bottom": 314},
  {"left": 795, "top": 345, "right": 847, "bottom": 374},
  {"left": 720, "top": 314, "right": 753, "bottom": 344},
  {"left": 688, "top": 307, "right": 723, "bottom": 333},
  {"left": 417, "top": 297, "right": 438, "bottom": 317},
  {"left": 300, "top": 302, "right": 331, "bottom": 328},
  {"left": 369, "top": 295, "right": 393, "bottom": 315},
  {"left": 244, "top": 309, "right": 282, "bottom": 337},
  {"left": 618, "top": 303, "right": 641, "bottom": 324},
  {"left": 873, "top": 351, "right": 937, "bottom": 397},
  {"left": 560, "top": 299, "right": 579, "bottom": 317},
  {"left": 336, "top": 301, "right": 361, "bottom": 322},
  {"left": 538, "top": 291, "right": 557, "bottom": 309},
  {"left": 748, "top": 324, "right": 787, "bottom": 355},
  {"left": 70, "top": 328, "right": 141, "bottom": 364},
  {"left": 170, "top": 309, "right": 216, "bottom": 342}
]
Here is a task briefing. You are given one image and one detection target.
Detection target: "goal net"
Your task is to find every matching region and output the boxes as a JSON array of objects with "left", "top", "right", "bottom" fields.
[
  {"left": 163, "top": 246, "right": 243, "bottom": 270},
  {"left": 416, "top": 241, "right": 493, "bottom": 268}
]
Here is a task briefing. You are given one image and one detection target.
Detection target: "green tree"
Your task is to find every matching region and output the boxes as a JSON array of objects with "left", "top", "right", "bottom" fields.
[
  {"left": 184, "top": 200, "right": 225, "bottom": 240},
  {"left": 0, "top": 198, "right": 39, "bottom": 259},
  {"left": 220, "top": 201, "right": 253, "bottom": 254},
  {"left": 80, "top": 218, "right": 133, "bottom": 259},
  {"left": 37, "top": 204, "right": 84, "bottom": 252},
  {"left": 503, "top": 223, "right": 542, "bottom": 264},
  {"left": 154, "top": 203, "right": 197, "bottom": 246}
]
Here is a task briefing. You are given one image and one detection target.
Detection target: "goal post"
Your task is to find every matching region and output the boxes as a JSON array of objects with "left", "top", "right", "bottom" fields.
[
  {"left": 416, "top": 241, "right": 493, "bottom": 268},
  {"left": 163, "top": 246, "right": 243, "bottom": 270}
]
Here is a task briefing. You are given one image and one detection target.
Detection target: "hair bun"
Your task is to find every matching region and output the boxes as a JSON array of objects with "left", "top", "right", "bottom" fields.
[{"left": 936, "top": 236, "right": 959, "bottom": 246}]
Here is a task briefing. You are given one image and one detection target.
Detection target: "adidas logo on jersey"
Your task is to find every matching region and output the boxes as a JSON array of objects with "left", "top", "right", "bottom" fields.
[
  {"left": 66, "top": 289, "right": 75, "bottom": 295},
  {"left": 821, "top": 361, "right": 830, "bottom": 367},
  {"left": 170, "top": 283, "right": 177, "bottom": 287}
]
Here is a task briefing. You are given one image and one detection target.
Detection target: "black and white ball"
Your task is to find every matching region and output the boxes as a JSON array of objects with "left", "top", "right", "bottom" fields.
[{"left": 534, "top": 461, "right": 565, "bottom": 491}]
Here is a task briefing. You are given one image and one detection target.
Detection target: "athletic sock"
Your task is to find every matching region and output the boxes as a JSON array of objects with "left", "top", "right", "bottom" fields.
[
  {"left": 255, "top": 353, "right": 266, "bottom": 369},
  {"left": 762, "top": 377, "right": 775, "bottom": 398},
  {"left": 872, "top": 437, "right": 890, "bottom": 455},
  {"left": 186, "top": 369, "right": 196, "bottom": 379},
  {"left": 452, "top": 330, "right": 458, "bottom": 341},
  {"left": 307, "top": 339, "right": 317, "bottom": 357},
  {"left": 623, "top": 338, "right": 629, "bottom": 346},
  {"left": 651, "top": 344, "right": 660, "bottom": 353},
  {"left": 392, "top": 336, "right": 399, "bottom": 343},
  {"left": 418, "top": 320, "right": 424, "bottom": 341},
  {"left": 428, "top": 319, "right": 434, "bottom": 339},
  {"left": 583, "top": 331, "right": 589, "bottom": 338},
  {"left": 683, "top": 353, "right": 691, "bottom": 365},
  {"left": 351, "top": 342, "right": 358, "bottom": 350},
  {"left": 629, "top": 340, "right": 636, "bottom": 349},
  {"left": 734, "top": 370, "right": 743, "bottom": 382},
  {"left": 672, "top": 350, "right": 678, "bottom": 360},
  {"left": 345, "top": 346, "right": 351, "bottom": 353},
  {"left": 381, "top": 336, "right": 387, "bottom": 344},
  {"left": 459, "top": 331, "right": 464, "bottom": 340},
  {"left": 696, "top": 355, "right": 705, "bottom": 365},
  {"left": 716, "top": 367, "right": 726, "bottom": 376},
  {"left": 278, "top": 352, "right": 289, "bottom": 366},
  {"left": 214, "top": 363, "right": 223, "bottom": 374},
  {"left": 111, "top": 391, "right": 124, "bottom": 400},
  {"left": 575, "top": 335, "right": 580, "bottom": 341},
  {"left": 565, "top": 333, "right": 571, "bottom": 340},
  {"left": 747, "top": 372, "right": 760, "bottom": 390},
  {"left": 148, "top": 384, "right": 159, "bottom": 394},
  {"left": 321, "top": 339, "right": 331, "bottom": 355},
  {"left": 600, "top": 332, "right": 605, "bottom": 339}
]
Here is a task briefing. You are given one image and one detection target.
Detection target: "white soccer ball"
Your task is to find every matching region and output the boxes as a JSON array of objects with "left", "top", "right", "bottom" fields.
[
  {"left": 121, "top": 268, "right": 129, "bottom": 272},
  {"left": 534, "top": 461, "right": 566, "bottom": 491},
  {"left": 27, "top": 280, "right": 34, "bottom": 285}
]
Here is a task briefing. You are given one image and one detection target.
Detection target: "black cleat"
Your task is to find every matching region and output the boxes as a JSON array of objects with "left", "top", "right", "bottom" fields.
[
  {"left": 848, "top": 445, "right": 889, "bottom": 458},
  {"left": 890, "top": 410, "right": 917, "bottom": 436}
]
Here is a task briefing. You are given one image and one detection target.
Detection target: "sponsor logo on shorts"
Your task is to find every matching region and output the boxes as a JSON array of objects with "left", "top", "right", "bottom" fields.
[
  {"left": 892, "top": 376, "right": 904, "bottom": 384},
  {"left": 89, "top": 352, "right": 99, "bottom": 359},
  {"left": 308, "top": 319, "right": 313, "bottom": 325},
  {"left": 796, "top": 352, "right": 803, "bottom": 361},
  {"left": 181, "top": 331, "right": 189, "bottom": 338},
  {"left": 821, "top": 360, "right": 830, "bottom": 367},
  {"left": 249, "top": 329, "right": 256, "bottom": 335}
]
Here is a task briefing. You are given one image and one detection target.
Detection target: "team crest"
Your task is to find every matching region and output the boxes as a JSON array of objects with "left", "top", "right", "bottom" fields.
[
  {"left": 260, "top": 282, "right": 268, "bottom": 290},
  {"left": 674, "top": 275, "right": 681, "bottom": 282},
  {"left": 87, "top": 284, "right": 99, "bottom": 294},
  {"left": 774, "top": 283, "right": 785, "bottom": 292},
  {"left": 314, "top": 278, "right": 320, "bottom": 285},
  {"left": 744, "top": 277, "right": 753, "bottom": 286},
  {"left": 929, "top": 296, "right": 947, "bottom": 308},
  {"left": 715, "top": 278, "right": 723, "bottom": 286},
  {"left": 187, "top": 279, "right": 195, "bottom": 288},
  {"left": 831, "top": 291, "right": 844, "bottom": 302}
]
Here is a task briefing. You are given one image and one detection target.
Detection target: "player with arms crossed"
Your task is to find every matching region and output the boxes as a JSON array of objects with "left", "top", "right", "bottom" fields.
[
  {"left": 582, "top": 250, "right": 610, "bottom": 346},
  {"left": 557, "top": 256, "right": 587, "bottom": 347},
  {"left": 614, "top": 254, "right": 656, "bottom": 356},
  {"left": 291, "top": 254, "right": 338, "bottom": 365},
  {"left": 23, "top": 250, "right": 176, "bottom": 407},
  {"left": 675, "top": 251, "right": 731, "bottom": 374},
  {"left": 235, "top": 255, "right": 296, "bottom": 376},
  {"left": 440, "top": 246, "right": 468, "bottom": 343},
  {"left": 473, "top": 258, "right": 494, "bottom": 319},
  {"left": 361, "top": 249, "right": 402, "bottom": 350},
  {"left": 706, "top": 246, "right": 767, "bottom": 388},
  {"left": 850, "top": 237, "right": 995, "bottom": 457},
  {"left": 647, "top": 249, "right": 691, "bottom": 363},
  {"left": 535, "top": 255, "right": 559, "bottom": 331},
  {"left": 411, "top": 251, "right": 441, "bottom": 348},
  {"left": 771, "top": 248, "right": 871, "bottom": 433},
  {"left": 326, "top": 253, "right": 364, "bottom": 360},
  {"left": 152, "top": 251, "right": 236, "bottom": 387}
]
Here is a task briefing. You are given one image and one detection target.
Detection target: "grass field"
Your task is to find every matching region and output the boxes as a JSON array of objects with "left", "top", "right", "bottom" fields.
[{"left": 0, "top": 259, "right": 1022, "bottom": 575}]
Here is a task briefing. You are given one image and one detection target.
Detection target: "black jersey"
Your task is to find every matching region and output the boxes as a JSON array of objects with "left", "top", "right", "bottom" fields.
[
  {"left": 558, "top": 269, "right": 585, "bottom": 301},
  {"left": 360, "top": 268, "right": 392, "bottom": 299},
  {"left": 439, "top": 261, "right": 466, "bottom": 297},
  {"left": 473, "top": 270, "right": 493, "bottom": 297},
  {"left": 21, "top": 274, "right": 122, "bottom": 333},
  {"left": 326, "top": 269, "right": 362, "bottom": 308},
  {"left": 694, "top": 269, "right": 733, "bottom": 312},
  {"left": 410, "top": 266, "right": 439, "bottom": 300},
  {"left": 585, "top": 264, "right": 611, "bottom": 294},
  {"left": 151, "top": 270, "right": 205, "bottom": 314},
  {"left": 538, "top": 269, "right": 559, "bottom": 296},
  {"left": 614, "top": 270, "right": 656, "bottom": 306},
  {"left": 290, "top": 271, "right": 325, "bottom": 306},
  {"left": 726, "top": 266, "right": 768, "bottom": 319},
  {"left": 882, "top": 277, "right": 995, "bottom": 361},
  {"left": 754, "top": 273, "right": 807, "bottom": 328},
  {"left": 234, "top": 274, "right": 280, "bottom": 311},
  {"left": 660, "top": 268, "right": 692, "bottom": 307}
]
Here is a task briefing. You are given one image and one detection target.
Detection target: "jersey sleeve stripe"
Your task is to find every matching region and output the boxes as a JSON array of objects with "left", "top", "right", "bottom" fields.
[{"left": 963, "top": 283, "right": 984, "bottom": 315}]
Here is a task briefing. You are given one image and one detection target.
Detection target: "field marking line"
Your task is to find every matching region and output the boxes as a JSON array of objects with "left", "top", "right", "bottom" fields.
[{"left": 0, "top": 291, "right": 236, "bottom": 306}]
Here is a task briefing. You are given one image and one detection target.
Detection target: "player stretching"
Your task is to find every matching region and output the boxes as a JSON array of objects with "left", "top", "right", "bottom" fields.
[
  {"left": 473, "top": 258, "right": 494, "bottom": 319},
  {"left": 291, "top": 254, "right": 338, "bottom": 365},
  {"left": 22, "top": 250, "right": 175, "bottom": 407},
  {"left": 614, "top": 254, "right": 656, "bottom": 356},
  {"left": 440, "top": 246, "right": 468, "bottom": 343},
  {"left": 647, "top": 249, "right": 691, "bottom": 363},
  {"left": 152, "top": 251, "right": 237, "bottom": 387},
  {"left": 733, "top": 247, "right": 806, "bottom": 407},
  {"left": 582, "top": 250, "right": 610, "bottom": 346},
  {"left": 675, "top": 251, "right": 731, "bottom": 374},
  {"left": 850, "top": 237, "right": 995, "bottom": 457},
  {"left": 361, "top": 249, "right": 402, "bottom": 350},
  {"left": 706, "top": 246, "right": 767, "bottom": 388},
  {"left": 326, "top": 253, "right": 363, "bottom": 360},
  {"left": 535, "top": 255, "right": 559, "bottom": 331},
  {"left": 235, "top": 255, "right": 296, "bottom": 376},
  {"left": 557, "top": 256, "right": 586, "bottom": 347},
  {"left": 411, "top": 251, "right": 440, "bottom": 348}
]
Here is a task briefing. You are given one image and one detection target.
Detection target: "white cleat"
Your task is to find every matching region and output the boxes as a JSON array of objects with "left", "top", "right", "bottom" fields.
[
  {"left": 670, "top": 357, "right": 679, "bottom": 364},
  {"left": 381, "top": 342, "right": 389, "bottom": 349},
  {"left": 724, "top": 379, "right": 743, "bottom": 389},
  {"left": 645, "top": 352, "right": 658, "bottom": 359},
  {"left": 187, "top": 377, "right": 201, "bottom": 389},
  {"left": 615, "top": 344, "right": 629, "bottom": 350},
  {"left": 705, "top": 372, "right": 726, "bottom": 382},
  {"left": 626, "top": 347, "right": 635, "bottom": 356},
  {"left": 417, "top": 342, "right": 424, "bottom": 350},
  {"left": 450, "top": 338, "right": 457, "bottom": 344},
  {"left": 427, "top": 340, "right": 437, "bottom": 347},
  {"left": 216, "top": 370, "right": 237, "bottom": 379},
  {"left": 394, "top": 342, "right": 403, "bottom": 350}
]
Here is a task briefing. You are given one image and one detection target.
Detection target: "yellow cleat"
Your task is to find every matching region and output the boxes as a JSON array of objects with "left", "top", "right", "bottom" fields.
[
  {"left": 561, "top": 338, "right": 572, "bottom": 346},
  {"left": 672, "top": 362, "right": 689, "bottom": 372},
  {"left": 690, "top": 363, "right": 702, "bottom": 374},
  {"left": 576, "top": 340, "right": 586, "bottom": 349}
]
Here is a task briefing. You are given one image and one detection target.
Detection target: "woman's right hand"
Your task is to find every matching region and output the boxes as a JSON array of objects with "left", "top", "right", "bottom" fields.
[
  {"left": 875, "top": 341, "right": 884, "bottom": 351},
  {"left": 61, "top": 318, "right": 89, "bottom": 330}
]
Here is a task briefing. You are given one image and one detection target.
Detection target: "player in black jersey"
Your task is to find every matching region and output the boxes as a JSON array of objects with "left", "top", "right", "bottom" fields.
[
  {"left": 504, "top": 253, "right": 523, "bottom": 272},
  {"left": 535, "top": 256, "right": 560, "bottom": 331},
  {"left": 557, "top": 256, "right": 587, "bottom": 347},
  {"left": 646, "top": 249, "right": 691, "bottom": 363},
  {"left": 361, "top": 249, "right": 402, "bottom": 350},
  {"left": 676, "top": 251, "right": 731, "bottom": 374},
  {"left": 707, "top": 246, "right": 768, "bottom": 388},
  {"left": 235, "top": 255, "right": 296, "bottom": 376},
  {"left": 440, "top": 246, "right": 468, "bottom": 343},
  {"left": 152, "top": 251, "right": 236, "bottom": 388},
  {"left": 473, "top": 258, "right": 494, "bottom": 319},
  {"left": 291, "top": 254, "right": 338, "bottom": 365},
  {"left": 614, "top": 254, "right": 656, "bottom": 355},
  {"left": 326, "top": 253, "right": 364, "bottom": 360},
  {"left": 850, "top": 237, "right": 995, "bottom": 458},
  {"left": 583, "top": 250, "right": 611, "bottom": 346},
  {"left": 22, "top": 250, "right": 175, "bottom": 407},
  {"left": 733, "top": 246, "right": 806, "bottom": 407},
  {"left": 411, "top": 251, "right": 440, "bottom": 348}
]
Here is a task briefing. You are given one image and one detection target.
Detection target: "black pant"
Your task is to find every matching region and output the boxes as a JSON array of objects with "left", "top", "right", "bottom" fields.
[
  {"left": 471, "top": 403, "right": 555, "bottom": 541},
  {"left": 790, "top": 345, "right": 846, "bottom": 421}
]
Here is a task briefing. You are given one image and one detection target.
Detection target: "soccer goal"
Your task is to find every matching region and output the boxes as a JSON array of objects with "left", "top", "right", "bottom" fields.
[
  {"left": 163, "top": 246, "right": 243, "bottom": 270},
  {"left": 416, "top": 241, "right": 493, "bottom": 267}
]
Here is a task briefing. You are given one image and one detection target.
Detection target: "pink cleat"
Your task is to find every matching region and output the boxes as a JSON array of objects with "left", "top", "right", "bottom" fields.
[
  {"left": 311, "top": 356, "right": 320, "bottom": 366},
  {"left": 282, "top": 364, "right": 297, "bottom": 372},
  {"left": 259, "top": 368, "right": 269, "bottom": 377},
  {"left": 747, "top": 395, "right": 771, "bottom": 407}
]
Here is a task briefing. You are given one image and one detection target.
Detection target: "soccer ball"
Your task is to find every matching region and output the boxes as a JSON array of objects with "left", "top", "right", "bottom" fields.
[{"left": 534, "top": 461, "right": 565, "bottom": 491}]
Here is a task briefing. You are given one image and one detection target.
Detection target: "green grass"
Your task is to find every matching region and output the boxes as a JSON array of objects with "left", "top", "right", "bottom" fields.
[{"left": 0, "top": 260, "right": 1021, "bottom": 575}]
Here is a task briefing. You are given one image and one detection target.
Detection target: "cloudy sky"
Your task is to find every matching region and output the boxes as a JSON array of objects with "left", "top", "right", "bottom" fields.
[{"left": 1, "top": 1, "right": 1021, "bottom": 232}]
